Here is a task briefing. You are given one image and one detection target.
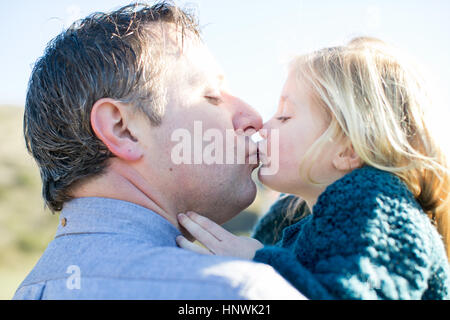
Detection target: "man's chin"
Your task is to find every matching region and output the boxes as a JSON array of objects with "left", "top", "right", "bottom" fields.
[
  {"left": 235, "top": 173, "right": 258, "bottom": 211},
  {"left": 215, "top": 177, "right": 257, "bottom": 225},
  {"left": 243, "top": 178, "right": 257, "bottom": 205}
]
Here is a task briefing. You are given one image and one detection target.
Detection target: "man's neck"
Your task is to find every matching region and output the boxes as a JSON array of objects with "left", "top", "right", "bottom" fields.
[{"left": 69, "top": 160, "right": 179, "bottom": 228}]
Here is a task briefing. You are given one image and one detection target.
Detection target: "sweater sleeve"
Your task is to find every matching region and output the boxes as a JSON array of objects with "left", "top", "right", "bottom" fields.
[
  {"left": 254, "top": 246, "right": 335, "bottom": 299},
  {"left": 254, "top": 167, "right": 442, "bottom": 300},
  {"left": 253, "top": 244, "right": 404, "bottom": 300}
]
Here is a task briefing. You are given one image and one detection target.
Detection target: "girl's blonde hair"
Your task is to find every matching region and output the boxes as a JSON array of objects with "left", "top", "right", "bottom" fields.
[{"left": 290, "top": 37, "right": 450, "bottom": 259}]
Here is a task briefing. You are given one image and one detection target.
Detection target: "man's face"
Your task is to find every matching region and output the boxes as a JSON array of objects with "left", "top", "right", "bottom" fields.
[{"left": 134, "top": 37, "right": 263, "bottom": 223}]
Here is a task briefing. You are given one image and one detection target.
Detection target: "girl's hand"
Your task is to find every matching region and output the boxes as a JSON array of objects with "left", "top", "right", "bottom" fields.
[{"left": 176, "top": 211, "right": 263, "bottom": 260}]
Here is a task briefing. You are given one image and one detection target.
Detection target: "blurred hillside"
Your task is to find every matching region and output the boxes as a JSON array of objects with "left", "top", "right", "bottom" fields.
[
  {"left": 0, "top": 106, "right": 59, "bottom": 299},
  {"left": 0, "top": 105, "right": 279, "bottom": 299}
]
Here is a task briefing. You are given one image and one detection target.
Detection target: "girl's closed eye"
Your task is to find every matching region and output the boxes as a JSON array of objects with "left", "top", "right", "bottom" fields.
[{"left": 276, "top": 116, "right": 291, "bottom": 123}]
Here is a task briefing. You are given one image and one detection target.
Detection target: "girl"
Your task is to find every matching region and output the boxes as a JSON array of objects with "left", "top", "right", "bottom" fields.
[{"left": 176, "top": 37, "right": 450, "bottom": 299}]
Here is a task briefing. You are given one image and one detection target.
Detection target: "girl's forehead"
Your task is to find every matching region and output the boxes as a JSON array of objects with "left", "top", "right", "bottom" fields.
[{"left": 283, "top": 73, "right": 312, "bottom": 103}]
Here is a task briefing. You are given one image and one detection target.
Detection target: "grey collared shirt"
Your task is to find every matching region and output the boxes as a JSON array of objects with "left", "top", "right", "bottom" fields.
[{"left": 13, "top": 197, "right": 305, "bottom": 299}]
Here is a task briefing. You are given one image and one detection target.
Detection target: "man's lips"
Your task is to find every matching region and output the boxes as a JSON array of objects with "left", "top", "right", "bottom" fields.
[
  {"left": 247, "top": 146, "right": 270, "bottom": 169},
  {"left": 246, "top": 153, "right": 259, "bottom": 167},
  {"left": 245, "top": 146, "right": 260, "bottom": 167},
  {"left": 244, "top": 134, "right": 260, "bottom": 167}
]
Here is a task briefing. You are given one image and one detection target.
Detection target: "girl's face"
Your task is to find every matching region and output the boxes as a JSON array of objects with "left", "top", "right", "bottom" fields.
[{"left": 258, "top": 70, "right": 343, "bottom": 207}]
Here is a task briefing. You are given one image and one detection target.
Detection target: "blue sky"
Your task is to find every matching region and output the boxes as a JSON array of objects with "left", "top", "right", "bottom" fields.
[{"left": 1, "top": 0, "right": 449, "bottom": 121}]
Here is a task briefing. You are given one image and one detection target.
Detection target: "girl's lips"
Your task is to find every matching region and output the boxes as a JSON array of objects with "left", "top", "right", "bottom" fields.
[
  {"left": 256, "top": 140, "right": 270, "bottom": 166},
  {"left": 257, "top": 151, "right": 270, "bottom": 166},
  {"left": 257, "top": 147, "right": 260, "bottom": 164}
]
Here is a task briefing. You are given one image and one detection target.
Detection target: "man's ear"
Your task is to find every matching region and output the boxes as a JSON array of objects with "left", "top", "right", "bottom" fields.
[
  {"left": 331, "top": 139, "right": 362, "bottom": 172},
  {"left": 90, "top": 98, "right": 142, "bottom": 161}
]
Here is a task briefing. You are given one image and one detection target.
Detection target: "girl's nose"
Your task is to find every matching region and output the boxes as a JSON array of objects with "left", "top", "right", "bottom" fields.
[{"left": 258, "top": 121, "right": 271, "bottom": 139}]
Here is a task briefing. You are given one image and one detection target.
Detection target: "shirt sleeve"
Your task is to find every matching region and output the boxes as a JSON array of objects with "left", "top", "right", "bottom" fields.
[{"left": 12, "top": 283, "right": 46, "bottom": 300}]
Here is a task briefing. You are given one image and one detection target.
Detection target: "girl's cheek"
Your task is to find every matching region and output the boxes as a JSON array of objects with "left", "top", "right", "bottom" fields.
[
  {"left": 267, "top": 125, "right": 299, "bottom": 174},
  {"left": 264, "top": 129, "right": 276, "bottom": 158},
  {"left": 277, "top": 135, "right": 295, "bottom": 169}
]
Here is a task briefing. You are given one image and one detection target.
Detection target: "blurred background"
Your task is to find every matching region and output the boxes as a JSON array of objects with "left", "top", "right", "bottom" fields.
[{"left": 1, "top": 0, "right": 449, "bottom": 299}]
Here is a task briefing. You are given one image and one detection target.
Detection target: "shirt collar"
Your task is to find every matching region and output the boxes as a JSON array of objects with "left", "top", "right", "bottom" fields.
[{"left": 56, "top": 197, "right": 181, "bottom": 247}]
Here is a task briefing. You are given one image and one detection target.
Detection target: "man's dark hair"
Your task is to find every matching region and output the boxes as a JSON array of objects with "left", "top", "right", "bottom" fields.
[{"left": 24, "top": 1, "right": 200, "bottom": 211}]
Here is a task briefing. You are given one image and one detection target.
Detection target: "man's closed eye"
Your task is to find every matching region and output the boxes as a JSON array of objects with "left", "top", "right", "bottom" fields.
[{"left": 205, "top": 96, "right": 223, "bottom": 106}]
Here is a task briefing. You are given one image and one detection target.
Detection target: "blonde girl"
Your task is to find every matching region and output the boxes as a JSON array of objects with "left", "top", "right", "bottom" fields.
[{"left": 176, "top": 37, "right": 450, "bottom": 299}]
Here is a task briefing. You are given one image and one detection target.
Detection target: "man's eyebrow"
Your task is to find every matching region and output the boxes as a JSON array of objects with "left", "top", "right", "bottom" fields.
[
  {"left": 188, "top": 71, "right": 205, "bottom": 86},
  {"left": 188, "top": 73, "right": 224, "bottom": 88},
  {"left": 207, "top": 74, "right": 225, "bottom": 87}
]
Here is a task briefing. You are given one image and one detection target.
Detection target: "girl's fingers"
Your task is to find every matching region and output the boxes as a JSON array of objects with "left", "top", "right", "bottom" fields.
[
  {"left": 176, "top": 235, "right": 213, "bottom": 255},
  {"left": 177, "top": 213, "right": 220, "bottom": 249},
  {"left": 185, "top": 211, "right": 233, "bottom": 241}
]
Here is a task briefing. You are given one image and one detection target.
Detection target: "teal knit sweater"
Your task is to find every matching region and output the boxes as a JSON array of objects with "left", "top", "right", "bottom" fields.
[{"left": 252, "top": 166, "right": 450, "bottom": 299}]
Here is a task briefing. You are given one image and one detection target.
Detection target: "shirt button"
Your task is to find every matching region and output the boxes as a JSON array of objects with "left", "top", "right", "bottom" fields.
[{"left": 61, "top": 218, "right": 67, "bottom": 227}]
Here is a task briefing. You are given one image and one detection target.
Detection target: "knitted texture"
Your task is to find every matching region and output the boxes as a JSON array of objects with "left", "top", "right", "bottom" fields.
[{"left": 253, "top": 166, "right": 450, "bottom": 299}]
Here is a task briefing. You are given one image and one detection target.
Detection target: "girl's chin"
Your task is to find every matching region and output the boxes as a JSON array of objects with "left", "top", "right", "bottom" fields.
[
  {"left": 257, "top": 167, "right": 306, "bottom": 197},
  {"left": 257, "top": 167, "right": 287, "bottom": 193}
]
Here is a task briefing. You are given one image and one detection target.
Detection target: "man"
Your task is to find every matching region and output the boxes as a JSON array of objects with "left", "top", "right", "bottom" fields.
[{"left": 14, "top": 2, "right": 305, "bottom": 299}]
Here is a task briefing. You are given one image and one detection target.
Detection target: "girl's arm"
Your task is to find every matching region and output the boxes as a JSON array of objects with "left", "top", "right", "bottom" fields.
[
  {"left": 177, "top": 205, "right": 437, "bottom": 300},
  {"left": 176, "top": 211, "right": 263, "bottom": 259},
  {"left": 176, "top": 210, "right": 335, "bottom": 299}
]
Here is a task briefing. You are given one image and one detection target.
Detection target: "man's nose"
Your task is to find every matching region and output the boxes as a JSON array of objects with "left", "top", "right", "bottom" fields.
[{"left": 226, "top": 93, "right": 263, "bottom": 134}]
